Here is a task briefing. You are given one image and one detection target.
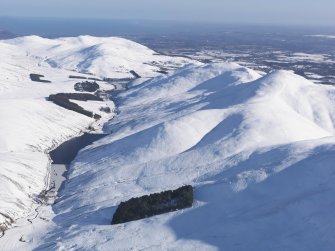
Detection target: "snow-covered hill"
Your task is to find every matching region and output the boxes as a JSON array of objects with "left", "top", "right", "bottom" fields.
[
  {"left": 37, "top": 64, "right": 334, "bottom": 250},
  {"left": 0, "top": 35, "right": 195, "bottom": 235},
  {"left": 5, "top": 35, "right": 194, "bottom": 78},
  {"left": 1, "top": 36, "right": 335, "bottom": 251}
]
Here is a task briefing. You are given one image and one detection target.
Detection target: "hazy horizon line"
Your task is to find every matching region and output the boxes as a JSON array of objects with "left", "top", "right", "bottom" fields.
[{"left": 1, "top": 15, "right": 335, "bottom": 30}]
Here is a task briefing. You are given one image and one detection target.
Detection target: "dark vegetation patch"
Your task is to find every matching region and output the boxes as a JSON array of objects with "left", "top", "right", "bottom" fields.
[
  {"left": 130, "top": 70, "right": 141, "bottom": 78},
  {"left": 48, "top": 93, "right": 102, "bottom": 119},
  {"left": 100, "top": 106, "right": 111, "bottom": 113},
  {"left": 0, "top": 224, "right": 7, "bottom": 237},
  {"left": 88, "top": 125, "right": 96, "bottom": 131},
  {"left": 156, "top": 70, "right": 168, "bottom": 74},
  {"left": 30, "top": 73, "right": 51, "bottom": 83},
  {"left": 49, "top": 93, "right": 102, "bottom": 101},
  {"left": 74, "top": 81, "right": 100, "bottom": 92},
  {"left": 69, "top": 75, "right": 87, "bottom": 79},
  {"left": 95, "top": 90, "right": 110, "bottom": 100},
  {"left": 88, "top": 77, "right": 102, "bottom": 81},
  {"left": 111, "top": 185, "right": 193, "bottom": 225},
  {"left": 200, "top": 59, "right": 212, "bottom": 64},
  {"left": 19, "top": 236, "right": 27, "bottom": 243},
  {"left": 37, "top": 186, "right": 54, "bottom": 205}
]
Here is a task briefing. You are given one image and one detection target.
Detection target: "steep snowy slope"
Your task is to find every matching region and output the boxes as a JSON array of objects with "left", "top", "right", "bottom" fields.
[
  {"left": 30, "top": 63, "right": 335, "bottom": 250},
  {"left": 0, "top": 35, "right": 195, "bottom": 234},
  {"left": 0, "top": 40, "right": 104, "bottom": 230}
]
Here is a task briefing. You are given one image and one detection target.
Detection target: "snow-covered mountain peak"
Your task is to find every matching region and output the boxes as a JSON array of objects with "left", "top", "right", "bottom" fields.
[{"left": 3, "top": 35, "right": 197, "bottom": 78}]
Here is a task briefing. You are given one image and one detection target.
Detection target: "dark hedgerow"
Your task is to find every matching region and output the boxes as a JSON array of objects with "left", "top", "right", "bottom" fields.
[
  {"left": 157, "top": 70, "right": 168, "bottom": 75},
  {"left": 48, "top": 93, "right": 102, "bottom": 119},
  {"left": 69, "top": 75, "right": 87, "bottom": 79},
  {"left": 49, "top": 93, "right": 103, "bottom": 101},
  {"left": 88, "top": 77, "right": 102, "bottom": 81},
  {"left": 130, "top": 70, "right": 141, "bottom": 78},
  {"left": 111, "top": 185, "right": 193, "bottom": 225}
]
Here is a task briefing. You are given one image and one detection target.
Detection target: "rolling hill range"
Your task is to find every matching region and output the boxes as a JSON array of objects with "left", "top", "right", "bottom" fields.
[
  {"left": 0, "top": 35, "right": 194, "bottom": 238},
  {"left": 0, "top": 36, "right": 334, "bottom": 251}
]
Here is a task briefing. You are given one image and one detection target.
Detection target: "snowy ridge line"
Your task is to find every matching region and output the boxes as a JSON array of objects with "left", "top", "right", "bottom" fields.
[
  {"left": 3, "top": 35, "right": 198, "bottom": 79},
  {"left": 1, "top": 35, "right": 335, "bottom": 250}
]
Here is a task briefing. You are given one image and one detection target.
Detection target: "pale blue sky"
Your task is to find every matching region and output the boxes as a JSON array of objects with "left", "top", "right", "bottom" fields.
[{"left": 0, "top": 0, "right": 334, "bottom": 26}]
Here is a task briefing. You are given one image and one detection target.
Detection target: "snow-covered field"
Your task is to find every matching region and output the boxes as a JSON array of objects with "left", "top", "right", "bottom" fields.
[
  {"left": 307, "top": 35, "right": 335, "bottom": 39},
  {"left": 277, "top": 53, "right": 335, "bottom": 64},
  {"left": 1, "top": 36, "right": 335, "bottom": 250}
]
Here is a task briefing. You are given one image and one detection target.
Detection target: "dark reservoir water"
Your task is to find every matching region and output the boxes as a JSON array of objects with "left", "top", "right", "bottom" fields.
[{"left": 50, "top": 133, "right": 107, "bottom": 164}]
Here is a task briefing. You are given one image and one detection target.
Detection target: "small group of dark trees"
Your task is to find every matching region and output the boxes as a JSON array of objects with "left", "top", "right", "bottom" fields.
[
  {"left": 130, "top": 70, "right": 141, "bottom": 79},
  {"left": 111, "top": 185, "right": 193, "bottom": 225},
  {"left": 74, "top": 81, "right": 100, "bottom": 92},
  {"left": 48, "top": 93, "right": 102, "bottom": 119},
  {"left": 30, "top": 73, "right": 51, "bottom": 83},
  {"left": 99, "top": 106, "right": 111, "bottom": 113},
  {"left": 69, "top": 75, "right": 87, "bottom": 79}
]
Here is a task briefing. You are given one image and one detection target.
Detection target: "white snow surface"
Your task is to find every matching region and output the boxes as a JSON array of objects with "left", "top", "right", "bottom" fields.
[
  {"left": 5, "top": 35, "right": 195, "bottom": 78},
  {"left": 1, "top": 36, "right": 335, "bottom": 251},
  {"left": 0, "top": 39, "right": 93, "bottom": 228},
  {"left": 31, "top": 64, "right": 335, "bottom": 250}
]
